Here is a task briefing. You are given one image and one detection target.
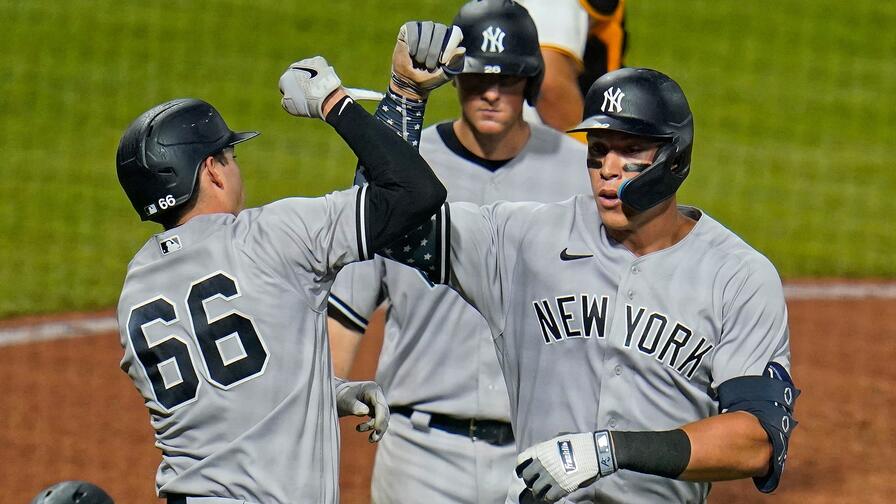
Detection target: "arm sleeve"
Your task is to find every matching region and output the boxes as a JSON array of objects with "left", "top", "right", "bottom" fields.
[
  {"left": 325, "top": 96, "right": 446, "bottom": 257},
  {"left": 355, "top": 88, "right": 428, "bottom": 188},
  {"left": 712, "top": 255, "right": 792, "bottom": 386},
  {"left": 328, "top": 258, "right": 386, "bottom": 333}
]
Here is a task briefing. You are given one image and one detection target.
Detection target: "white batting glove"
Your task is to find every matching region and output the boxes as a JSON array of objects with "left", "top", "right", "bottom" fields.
[
  {"left": 335, "top": 380, "right": 390, "bottom": 442},
  {"left": 516, "top": 431, "right": 616, "bottom": 503},
  {"left": 279, "top": 56, "right": 342, "bottom": 119},
  {"left": 391, "top": 21, "right": 465, "bottom": 99}
]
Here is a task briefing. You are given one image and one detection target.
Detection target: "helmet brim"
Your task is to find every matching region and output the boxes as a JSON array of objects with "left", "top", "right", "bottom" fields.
[
  {"left": 228, "top": 130, "right": 260, "bottom": 146},
  {"left": 567, "top": 115, "right": 674, "bottom": 140},
  {"left": 444, "top": 55, "right": 542, "bottom": 78}
]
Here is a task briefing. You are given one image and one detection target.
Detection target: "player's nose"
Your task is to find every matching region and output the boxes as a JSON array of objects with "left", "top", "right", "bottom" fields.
[
  {"left": 600, "top": 151, "right": 625, "bottom": 179},
  {"left": 481, "top": 82, "right": 501, "bottom": 101}
]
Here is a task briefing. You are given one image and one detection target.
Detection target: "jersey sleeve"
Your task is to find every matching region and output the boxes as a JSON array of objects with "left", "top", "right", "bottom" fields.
[
  {"left": 711, "top": 254, "right": 792, "bottom": 387},
  {"left": 328, "top": 258, "right": 386, "bottom": 333},
  {"left": 247, "top": 186, "right": 369, "bottom": 281},
  {"left": 519, "top": 0, "right": 589, "bottom": 64}
]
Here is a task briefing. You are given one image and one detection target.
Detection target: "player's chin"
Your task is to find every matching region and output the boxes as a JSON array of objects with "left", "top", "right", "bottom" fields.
[
  {"left": 472, "top": 115, "right": 510, "bottom": 134},
  {"left": 597, "top": 205, "right": 631, "bottom": 230}
]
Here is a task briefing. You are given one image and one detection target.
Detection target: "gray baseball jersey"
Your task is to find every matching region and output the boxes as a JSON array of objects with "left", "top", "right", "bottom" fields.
[
  {"left": 118, "top": 187, "right": 368, "bottom": 504},
  {"left": 396, "top": 195, "right": 790, "bottom": 503},
  {"left": 330, "top": 122, "right": 588, "bottom": 418}
]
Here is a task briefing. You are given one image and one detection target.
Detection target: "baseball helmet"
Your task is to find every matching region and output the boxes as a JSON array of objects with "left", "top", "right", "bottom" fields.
[
  {"left": 569, "top": 67, "right": 694, "bottom": 212},
  {"left": 116, "top": 98, "right": 259, "bottom": 221},
  {"left": 30, "top": 480, "right": 114, "bottom": 504},
  {"left": 446, "top": 0, "right": 544, "bottom": 105}
]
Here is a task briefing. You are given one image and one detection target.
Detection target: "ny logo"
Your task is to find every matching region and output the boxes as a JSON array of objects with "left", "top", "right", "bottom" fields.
[
  {"left": 481, "top": 26, "right": 506, "bottom": 53},
  {"left": 601, "top": 87, "right": 625, "bottom": 113}
]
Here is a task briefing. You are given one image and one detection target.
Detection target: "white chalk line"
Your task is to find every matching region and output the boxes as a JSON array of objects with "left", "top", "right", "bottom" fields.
[
  {"left": 782, "top": 282, "right": 896, "bottom": 300},
  {"left": 0, "top": 316, "right": 118, "bottom": 348},
  {"left": 0, "top": 282, "right": 894, "bottom": 347}
]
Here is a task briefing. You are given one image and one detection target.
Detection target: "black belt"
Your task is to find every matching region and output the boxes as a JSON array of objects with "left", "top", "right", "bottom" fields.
[
  {"left": 391, "top": 405, "right": 514, "bottom": 446},
  {"left": 166, "top": 495, "right": 243, "bottom": 503}
]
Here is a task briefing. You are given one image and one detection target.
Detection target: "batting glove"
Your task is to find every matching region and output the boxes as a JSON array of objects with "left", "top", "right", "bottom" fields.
[
  {"left": 515, "top": 431, "right": 617, "bottom": 503},
  {"left": 279, "top": 56, "right": 343, "bottom": 119},
  {"left": 335, "top": 380, "right": 390, "bottom": 443},
  {"left": 391, "top": 21, "right": 465, "bottom": 99}
]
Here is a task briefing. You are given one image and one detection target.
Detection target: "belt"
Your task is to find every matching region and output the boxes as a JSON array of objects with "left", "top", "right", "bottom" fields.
[
  {"left": 391, "top": 405, "right": 514, "bottom": 446},
  {"left": 166, "top": 496, "right": 249, "bottom": 504}
]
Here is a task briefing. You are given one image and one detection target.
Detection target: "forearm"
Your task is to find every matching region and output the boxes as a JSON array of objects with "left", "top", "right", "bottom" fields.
[
  {"left": 327, "top": 316, "right": 364, "bottom": 377},
  {"left": 678, "top": 411, "right": 772, "bottom": 480},
  {"left": 536, "top": 49, "right": 584, "bottom": 131},
  {"left": 610, "top": 412, "right": 771, "bottom": 482},
  {"left": 324, "top": 95, "right": 446, "bottom": 251}
]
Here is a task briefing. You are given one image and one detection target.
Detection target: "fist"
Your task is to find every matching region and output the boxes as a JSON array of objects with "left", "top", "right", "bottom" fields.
[
  {"left": 279, "top": 56, "right": 342, "bottom": 119},
  {"left": 515, "top": 432, "right": 603, "bottom": 503},
  {"left": 335, "top": 380, "right": 390, "bottom": 442},
  {"left": 392, "top": 21, "right": 465, "bottom": 98}
]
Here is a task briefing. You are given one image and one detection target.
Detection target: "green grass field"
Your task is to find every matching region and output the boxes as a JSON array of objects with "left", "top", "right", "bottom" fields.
[{"left": 1, "top": 1, "right": 893, "bottom": 317}]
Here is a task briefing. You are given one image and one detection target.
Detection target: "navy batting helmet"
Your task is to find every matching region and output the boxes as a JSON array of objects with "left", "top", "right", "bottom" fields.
[
  {"left": 569, "top": 67, "right": 694, "bottom": 212},
  {"left": 116, "top": 98, "right": 259, "bottom": 222},
  {"left": 446, "top": 0, "right": 544, "bottom": 105},
  {"left": 30, "top": 481, "right": 114, "bottom": 504}
]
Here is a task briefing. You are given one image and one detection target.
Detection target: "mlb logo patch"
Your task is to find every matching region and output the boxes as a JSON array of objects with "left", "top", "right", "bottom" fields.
[
  {"left": 557, "top": 440, "right": 577, "bottom": 473},
  {"left": 159, "top": 235, "right": 182, "bottom": 255}
]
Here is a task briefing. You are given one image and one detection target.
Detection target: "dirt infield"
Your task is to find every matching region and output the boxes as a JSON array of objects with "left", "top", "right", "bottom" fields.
[{"left": 1, "top": 295, "right": 893, "bottom": 502}]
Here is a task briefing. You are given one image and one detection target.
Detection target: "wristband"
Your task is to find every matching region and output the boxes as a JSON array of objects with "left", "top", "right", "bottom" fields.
[
  {"left": 611, "top": 430, "right": 691, "bottom": 479},
  {"left": 594, "top": 430, "right": 618, "bottom": 477}
]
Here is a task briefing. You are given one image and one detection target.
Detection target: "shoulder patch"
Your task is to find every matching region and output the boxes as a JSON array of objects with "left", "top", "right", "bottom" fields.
[{"left": 159, "top": 235, "right": 182, "bottom": 255}]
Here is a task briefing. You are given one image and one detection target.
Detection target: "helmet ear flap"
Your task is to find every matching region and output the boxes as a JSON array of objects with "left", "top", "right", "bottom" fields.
[{"left": 617, "top": 142, "right": 687, "bottom": 212}]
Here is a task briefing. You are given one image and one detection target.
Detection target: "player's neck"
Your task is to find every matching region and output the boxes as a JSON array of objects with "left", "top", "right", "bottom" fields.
[
  {"left": 453, "top": 118, "right": 530, "bottom": 161},
  {"left": 607, "top": 202, "right": 697, "bottom": 256},
  {"left": 174, "top": 199, "right": 239, "bottom": 227}
]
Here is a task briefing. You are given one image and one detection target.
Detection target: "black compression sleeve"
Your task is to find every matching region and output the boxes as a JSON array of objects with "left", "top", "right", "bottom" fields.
[
  {"left": 611, "top": 430, "right": 691, "bottom": 479},
  {"left": 325, "top": 96, "right": 446, "bottom": 253}
]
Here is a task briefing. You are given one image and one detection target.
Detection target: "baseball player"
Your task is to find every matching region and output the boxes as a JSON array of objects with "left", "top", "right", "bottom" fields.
[
  {"left": 380, "top": 67, "right": 799, "bottom": 503},
  {"left": 114, "top": 52, "right": 452, "bottom": 503},
  {"left": 327, "top": 2, "right": 588, "bottom": 502},
  {"left": 517, "top": 0, "right": 626, "bottom": 131},
  {"left": 30, "top": 480, "right": 113, "bottom": 504}
]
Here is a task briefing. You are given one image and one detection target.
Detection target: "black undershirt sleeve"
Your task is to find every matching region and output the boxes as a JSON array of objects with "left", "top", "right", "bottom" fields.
[
  {"left": 612, "top": 430, "right": 691, "bottom": 479},
  {"left": 325, "top": 96, "right": 446, "bottom": 256}
]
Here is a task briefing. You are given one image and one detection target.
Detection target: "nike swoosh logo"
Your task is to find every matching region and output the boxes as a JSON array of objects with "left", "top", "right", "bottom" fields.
[
  {"left": 338, "top": 97, "right": 354, "bottom": 115},
  {"left": 293, "top": 66, "right": 318, "bottom": 78},
  {"left": 560, "top": 248, "right": 593, "bottom": 261}
]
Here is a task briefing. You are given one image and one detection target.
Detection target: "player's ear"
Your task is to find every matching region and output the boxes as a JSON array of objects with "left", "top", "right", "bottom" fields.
[{"left": 203, "top": 156, "right": 226, "bottom": 189}]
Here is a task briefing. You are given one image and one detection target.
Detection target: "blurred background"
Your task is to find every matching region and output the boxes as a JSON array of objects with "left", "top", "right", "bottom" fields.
[{"left": 0, "top": 0, "right": 893, "bottom": 502}]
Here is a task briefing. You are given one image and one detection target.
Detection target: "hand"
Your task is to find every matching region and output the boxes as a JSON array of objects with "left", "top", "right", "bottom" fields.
[
  {"left": 515, "top": 432, "right": 604, "bottom": 503},
  {"left": 335, "top": 380, "right": 390, "bottom": 442},
  {"left": 391, "top": 21, "right": 465, "bottom": 99},
  {"left": 279, "top": 56, "right": 343, "bottom": 119}
]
